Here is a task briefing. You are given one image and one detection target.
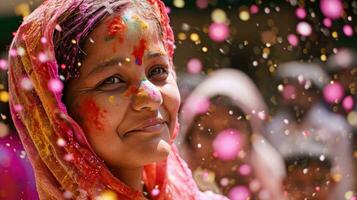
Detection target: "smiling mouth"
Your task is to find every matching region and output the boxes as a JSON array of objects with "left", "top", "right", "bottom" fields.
[{"left": 123, "top": 119, "right": 167, "bottom": 137}]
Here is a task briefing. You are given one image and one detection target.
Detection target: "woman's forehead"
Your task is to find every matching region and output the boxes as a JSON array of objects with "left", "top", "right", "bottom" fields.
[
  {"left": 81, "top": 9, "right": 165, "bottom": 62},
  {"left": 89, "top": 8, "right": 161, "bottom": 41}
]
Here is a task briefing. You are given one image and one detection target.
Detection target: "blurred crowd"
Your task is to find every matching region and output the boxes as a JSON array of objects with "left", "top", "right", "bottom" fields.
[{"left": 176, "top": 48, "right": 357, "bottom": 200}]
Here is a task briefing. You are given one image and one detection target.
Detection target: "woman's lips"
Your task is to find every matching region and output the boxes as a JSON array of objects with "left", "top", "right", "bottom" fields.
[
  {"left": 141, "top": 122, "right": 165, "bottom": 132},
  {"left": 123, "top": 118, "right": 167, "bottom": 137}
]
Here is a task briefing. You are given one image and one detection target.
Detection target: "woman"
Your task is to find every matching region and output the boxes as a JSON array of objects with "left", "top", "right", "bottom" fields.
[
  {"left": 177, "top": 69, "right": 285, "bottom": 200},
  {"left": 8, "top": 0, "right": 227, "bottom": 199}
]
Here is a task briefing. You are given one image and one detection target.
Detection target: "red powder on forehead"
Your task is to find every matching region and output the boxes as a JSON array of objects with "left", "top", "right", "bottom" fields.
[
  {"left": 107, "top": 16, "right": 127, "bottom": 43},
  {"left": 132, "top": 38, "right": 147, "bottom": 65},
  {"left": 79, "top": 98, "right": 106, "bottom": 131}
]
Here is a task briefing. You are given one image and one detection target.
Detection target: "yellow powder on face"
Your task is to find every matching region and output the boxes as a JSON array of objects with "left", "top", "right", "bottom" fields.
[
  {"left": 132, "top": 15, "right": 149, "bottom": 30},
  {"left": 108, "top": 96, "right": 115, "bottom": 104}
]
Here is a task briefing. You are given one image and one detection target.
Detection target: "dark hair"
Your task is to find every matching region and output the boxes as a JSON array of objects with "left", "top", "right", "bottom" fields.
[
  {"left": 185, "top": 95, "right": 253, "bottom": 148},
  {"left": 285, "top": 154, "right": 332, "bottom": 172}
]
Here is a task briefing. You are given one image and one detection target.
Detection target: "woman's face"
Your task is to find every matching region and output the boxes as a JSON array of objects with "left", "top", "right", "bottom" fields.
[
  {"left": 188, "top": 104, "right": 251, "bottom": 179},
  {"left": 64, "top": 8, "right": 180, "bottom": 170},
  {"left": 280, "top": 80, "right": 320, "bottom": 111},
  {"left": 284, "top": 162, "right": 334, "bottom": 200}
]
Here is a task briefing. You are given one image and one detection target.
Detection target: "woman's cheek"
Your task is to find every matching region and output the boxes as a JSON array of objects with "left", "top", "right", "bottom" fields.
[
  {"left": 163, "top": 87, "right": 180, "bottom": 119},
  {"left": 75, "top": 97, "right": 108, "bottom": 131},
  {"left": 164, "top": 79, "right": 181, "bottom": 113},
  {"left": 162, "top": 82, "right": 181, "bottom": 138}
]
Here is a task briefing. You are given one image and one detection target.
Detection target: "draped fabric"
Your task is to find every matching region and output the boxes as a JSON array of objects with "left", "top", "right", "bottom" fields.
[{"left": 8, "top": 0, "right": 227, "bottom": 199}]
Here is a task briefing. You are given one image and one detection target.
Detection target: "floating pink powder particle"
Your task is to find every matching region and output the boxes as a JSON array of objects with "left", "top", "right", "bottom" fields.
[
  {"left": 9, "top": 49, "right": 17, "bottom": 57},
  {"left": 183, "top": 96, "right": 211, "bottom": 122},
  {"left": 165, "top": 6, "right": 171, "bottom": 14},
  {"left": 323, "top": 18, "right": 332, "bottom": 27},
  {"left": 0, "top": 59, "right": 8, "bottom": 70},
  {"left": 296, "top": 21, "right": 312, "bottom": 36},
  {"left": 208, "top": 23, "right": 230, "bottom": 42},
  {"left": 151, "top": 188, "right": 160, "bottom": 197},
  {"left": 323, "top": 82, "right": 344, "bottom": 104},
  {"left": 14, "top": 104, "right": 23, "bottom": 112},
  {"left": 64, "top": 153, "right": 74, "bottom": 161},
  {"left": 343, "top": 25, "right": 354, "bottom": 37},
  {"left": 212, "top": 129, "right": 242, "bottom": 161},
  {"left": 287, "top": 34, "right": 299, "bottom": 46},
  {"left": 187, "top": 58, "right": 202, "bottom": 74},
  {"left": 48, "top": 79, "right": 64, "bottom": 93},
  {"left": 342, "top": 96, "right": 355, "bottom": 112},
  {"left": 20, "top": 77, "right": 33, "bottom": 91},
  {"left": 239, "top": 164, "right": 252, "bottom": 176},
  {"left": 220, "top": 177, "right": 229, "bottom": 187},
  {"left": 295, "top": 7, "right": 307, "bottom": 19},
  {"left": 228, "top": 186, "right": 251, "bottom": 200},
  {"left": 250, "top": 5, "right": 259, "bottom": 14},
  {"left": 40, "top": 37, "right": 47, "bottom": 44},
  {"left": 320, "top": 0, "right": 343, "bottom": 19},
  {"left": 38, "top": 52, "right": 48, "bottom": 63}
]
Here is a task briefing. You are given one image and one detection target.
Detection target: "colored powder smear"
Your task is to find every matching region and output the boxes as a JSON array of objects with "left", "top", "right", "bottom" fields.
[
  {"left": 107, "top": 16, "right": 127, "bottom": 43},
  {"left": 108, "top": 96, "right": 115, "bottom": 104},
  {"left": 79, "top": 98, "right": 106, "bottom": 131},
  {"left": 132, "top": 38, "right": 147, "bottom": 65},
  {"left": 124, "top": 85, "right": 139, "bottom": 97},
  {"left": 132, "top": 15, "right": 149, "bottom": 31},
  {"left": 140, "top": 79, "right": 161, "bottom": 102}
]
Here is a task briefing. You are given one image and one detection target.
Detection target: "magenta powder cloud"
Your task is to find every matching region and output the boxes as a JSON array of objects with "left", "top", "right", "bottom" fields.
[{"left": 213, "top": 129, "right": 242, "bottom": 161}]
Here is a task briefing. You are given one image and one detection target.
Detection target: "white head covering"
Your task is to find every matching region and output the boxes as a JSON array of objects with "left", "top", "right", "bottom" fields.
[
  {"left": 276, "top": 61, "right": 330, "bottom": 89},
  {"left": 278, "top": 131, "right": 330, "bottom": 159},
  {"left": 326, "top": 48, "right": 357, "bottom": 72},
  {"left": 177, "top": 69, "right": 286, "bottom": 199},
  {"left": 179, "top": 69, "right": 268, "bottom": 139}
]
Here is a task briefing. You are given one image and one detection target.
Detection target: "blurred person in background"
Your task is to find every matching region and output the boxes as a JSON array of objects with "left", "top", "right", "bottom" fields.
[
  {"left": 266, "top": 61, "right": 354, "bottom": 200},
  {"left": 177, "top": 69, "right": 285, "bottom": 200},
  {"left": 325, "top": 48, "right": 357, "bottom": 117},
  {"left": 326, "top": 48, "right": 357, "bottom": 192},
  {"left": 280, "top": 130, "right": 336, "bottom": 200}
]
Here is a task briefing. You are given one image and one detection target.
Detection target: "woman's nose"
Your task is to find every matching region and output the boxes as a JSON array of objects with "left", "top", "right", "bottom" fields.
[{"left": 132, "top": 79, "right": 163, "bottom": 111}]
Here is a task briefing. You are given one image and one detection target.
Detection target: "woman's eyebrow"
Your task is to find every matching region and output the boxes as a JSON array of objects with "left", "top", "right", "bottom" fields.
[
  {"left": 86, "top": 51, "right": 167, "bottom": 78},
  {"left": 86, "top": 56, "right": 125, "bottom": 78},
  {"left": 145, "top": 51, "right": 167, "bottom": 59}
]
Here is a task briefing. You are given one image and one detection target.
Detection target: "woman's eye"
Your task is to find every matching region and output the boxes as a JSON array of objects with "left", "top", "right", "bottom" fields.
[
  {"left": 102, "top": 75, "right": 123, "bottom": 85},
  {"left": 97, "top": 75, "right": 124, "bottom": 90},
  {"left": 148, "top": 65, "right": 168, "bottom": 80}
]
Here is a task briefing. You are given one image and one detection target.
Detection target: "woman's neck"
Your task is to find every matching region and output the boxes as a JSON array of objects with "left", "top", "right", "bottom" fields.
[{"left": 111, "top": 167, "right": 144, "bottom": 192}]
